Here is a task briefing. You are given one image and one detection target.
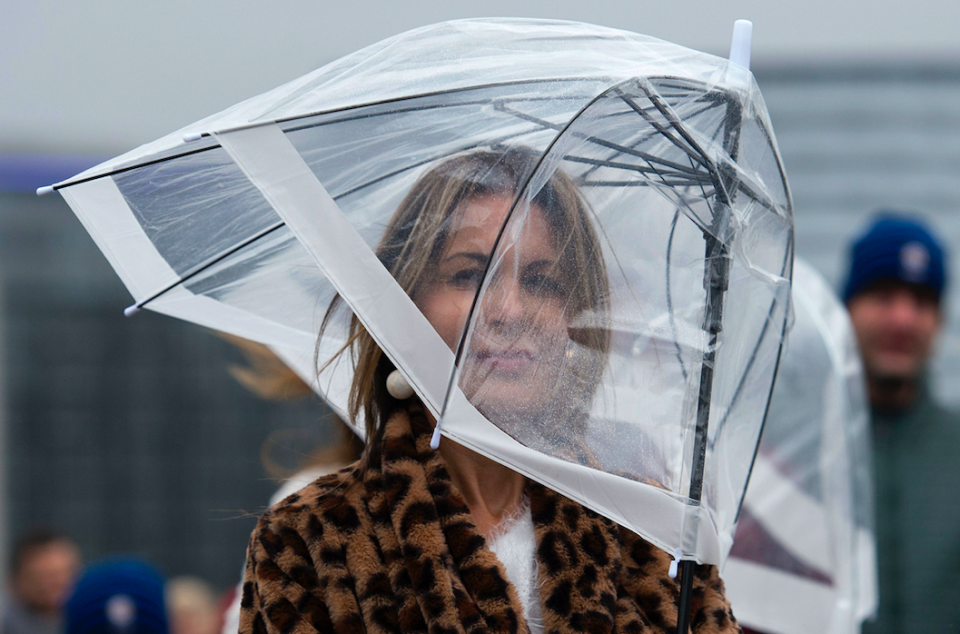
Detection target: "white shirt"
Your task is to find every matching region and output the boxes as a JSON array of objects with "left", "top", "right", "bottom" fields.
[{"left": 487, "top": 497, "right": 543, "bottom": 634}]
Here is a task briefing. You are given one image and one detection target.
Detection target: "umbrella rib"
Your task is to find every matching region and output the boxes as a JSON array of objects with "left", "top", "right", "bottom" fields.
[
  {"left": 637, "top": 83, "right": 727, "bottom": 204},
  {"left": 685, "top": 147, "right": 720, "bottom": 261},
  {"left": 293, "top": 95, "right": 586, "bottom": 201},
  {"left": 614, "top": 89, "right": 709, "bottom": 170},
  {"left": 280, "top": 92, "right": 592, "bottom": 135},
  {"left": 576, "top": 135, "right": 654, "bottom": 180},
  {"left": 53, "top": 145, "right": 220, "bottom": 191},
  {"left": 735, "top": 180, "right": 780, "bottom": 214},
  {"left": 571, "top": 112, "right": 702, "bottom": 183},
  {"left": 749, "top": 113, "right": 793, "bottom": 214},
  {"left": 562, "top": 154, "right": 712, "bottom": 186},
  {"left": 267, "top": 76, "right": 616, "bottom": 126},
  {"left": 658, "top": 103, "right": 780, "bottom": 216},
  {"left": 495, "top": 103, "right": 705, "bottom": 178},
  {"left": 576, "top": 132, "right": 650, "bottom": 181},
  {"left": 493, "top": 101, "right": 565, "bottom": 131},
  {"left": 330, "top": 127, "right": 545, "bottom": 201},
  {"left": 563, "top": 126, "right": 714, "bottom": 224},
  {"left": 621, "top": 88, "right": 739, "bottom": 169},
  {"left": 707, "top": 109, "right": 727, "bottom": 145},
  {"left": 639, "top": 82, "right": 784, "bottom": 222},
  {"left": 576, "top": 179, "right": 710, "bottom": 188},
  {"left": 130, "top": 220, "right": 287, "bottom": 312}
]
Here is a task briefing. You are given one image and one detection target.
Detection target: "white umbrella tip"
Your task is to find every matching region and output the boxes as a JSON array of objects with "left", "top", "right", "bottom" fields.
[
  {"left": 668, "top": 547, "right": 683, "bottom": 578},
  {"left": 183, "top": 132, "right": 204, "bottom": 143},
  {"left": 729, "top": 19, "right": 753, "bottom": 70},
  {"left": 123, "top": 304, "right": 141, "bottom": 317},
  {"left": 36, "top": 185, "right": 55, "bottom": 196}
]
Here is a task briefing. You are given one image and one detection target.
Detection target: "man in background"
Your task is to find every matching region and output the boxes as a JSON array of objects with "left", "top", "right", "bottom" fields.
[
  {"left": 843, "top": 213, "right": 960, "bottom": 633},
  {"left": 2, "top": 529, "right": 81, "bottom": 634}
]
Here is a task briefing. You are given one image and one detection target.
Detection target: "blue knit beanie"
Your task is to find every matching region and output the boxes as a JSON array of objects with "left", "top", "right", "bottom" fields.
[
  {"left": 65, "top": 557, "right": 168, "bottom": 634},
  {"left": 842, "top": 212, "right": 948, "bottom": 303}
]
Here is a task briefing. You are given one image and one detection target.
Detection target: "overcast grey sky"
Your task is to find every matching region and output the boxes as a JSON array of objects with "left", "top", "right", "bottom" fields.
[{"left": 4, "top": 0, "right": 959, "bottom": 154}]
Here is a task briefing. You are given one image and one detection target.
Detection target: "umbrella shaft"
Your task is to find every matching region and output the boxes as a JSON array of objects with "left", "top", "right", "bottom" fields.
[
  {"left": 676, "top": 560, "right": 696, "bottom": 633},
  {"left": 689, "top": 234, "right": 730, "bottom": 502}
]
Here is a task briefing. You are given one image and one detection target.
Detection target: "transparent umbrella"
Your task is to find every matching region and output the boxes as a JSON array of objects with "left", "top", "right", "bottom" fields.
[
  {"left": 43, "top": 18, "right": 793, "bottom": 627},
  {"left": 724, "top": 259, "right": 878, "bottom": 634}
]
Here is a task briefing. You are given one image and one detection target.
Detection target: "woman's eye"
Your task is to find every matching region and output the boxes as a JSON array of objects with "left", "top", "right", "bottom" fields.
[
  {"left": 450, "top": 268, "right": 483, "bottom": 289},
  {"left": 522, "top": 273, "right": 566, "bottom": 298}
]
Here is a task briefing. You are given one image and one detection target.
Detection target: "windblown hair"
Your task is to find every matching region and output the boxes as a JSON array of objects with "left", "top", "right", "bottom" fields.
[
  {"left": 319, "top": 147, "right": 610, "bottom": 466},
  {"left": 220, "top": 335, "right": 365, "bottom": 474}
]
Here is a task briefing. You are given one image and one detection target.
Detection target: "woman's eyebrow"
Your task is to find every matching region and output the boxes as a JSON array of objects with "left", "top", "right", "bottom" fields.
[
  {"left": 443, "top": 251, "right": 490, "bottom": 265},
  {"left": 525, "top": 259, "right": 559, "bottom": 271}
]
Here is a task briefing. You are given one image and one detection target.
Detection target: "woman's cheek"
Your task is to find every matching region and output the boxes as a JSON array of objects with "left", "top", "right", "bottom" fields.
[
  {"left": 446, "top": 300, "right": 473, "bottom": 349},
  {"left": 420, "top": 290, "right": 474, "bottom": 350}
]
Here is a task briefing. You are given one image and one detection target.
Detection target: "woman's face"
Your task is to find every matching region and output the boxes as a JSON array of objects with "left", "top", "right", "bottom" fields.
[{"left": 416, "top": 194, "right": 571, "bottom": 420}]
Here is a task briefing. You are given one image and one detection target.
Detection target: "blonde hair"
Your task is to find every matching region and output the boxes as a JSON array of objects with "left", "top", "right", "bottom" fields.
[
  {"left": 320, "top": 148, "right": 610, "bottom": 464},
  {"left": 223, "top": 334, "right": 314, "bottom": 400}
]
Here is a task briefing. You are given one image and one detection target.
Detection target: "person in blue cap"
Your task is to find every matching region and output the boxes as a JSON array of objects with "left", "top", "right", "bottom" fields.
[
  {"left": 64, "top": 558, "right": 168, "bottom": 634},
  {"left": 843, "top": 212, "right": 960, "bottom": 634},
  {"left": 844, "top": 213, "right": 947, "bottom": 411}
]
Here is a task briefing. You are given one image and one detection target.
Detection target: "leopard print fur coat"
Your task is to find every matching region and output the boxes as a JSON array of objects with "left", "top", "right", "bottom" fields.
[{"left": 239, "top": 405, "right": 740, "bottom": 634}]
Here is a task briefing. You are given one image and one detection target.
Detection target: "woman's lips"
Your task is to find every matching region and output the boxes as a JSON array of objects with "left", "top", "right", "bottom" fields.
[{"left": 473, "top": 348, "right": 536, "bottom": 375}]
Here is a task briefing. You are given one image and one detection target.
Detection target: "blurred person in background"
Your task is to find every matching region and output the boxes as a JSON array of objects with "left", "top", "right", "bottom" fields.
[
  {"left": 843, "top": 213, "right": 960, "bottom": 633},
  {"left": 167, "top": 577, "right": 218, "bottom": 634},
  {"left": 64, "top": 557, "right": 168, "bottom": 634},
  {"left": 2, "top": 528, "right": 80, "bottom": 634}
]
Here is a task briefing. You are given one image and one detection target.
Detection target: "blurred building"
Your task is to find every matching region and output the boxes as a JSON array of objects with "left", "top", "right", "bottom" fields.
[{"left": 0, "top": 188, "right": 340, "bottom": 587}]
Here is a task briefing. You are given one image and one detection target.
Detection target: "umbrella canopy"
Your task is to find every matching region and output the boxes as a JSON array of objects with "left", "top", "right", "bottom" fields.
[
  {"left": 51, "top": 18, "right": 793, "bottom": 567},
  {"left": 724, "top": 259, "right": 878, "bottom": 634}
]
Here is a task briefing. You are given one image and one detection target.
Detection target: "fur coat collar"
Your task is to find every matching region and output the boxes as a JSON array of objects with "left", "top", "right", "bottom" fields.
[{"left": 240, "top": 406, "right": 740, "bottom": 634}]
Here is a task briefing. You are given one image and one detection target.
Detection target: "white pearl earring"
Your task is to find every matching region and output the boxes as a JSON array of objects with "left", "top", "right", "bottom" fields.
[{"left": 386, "top": 369, "right": 414, "bottom": 400}]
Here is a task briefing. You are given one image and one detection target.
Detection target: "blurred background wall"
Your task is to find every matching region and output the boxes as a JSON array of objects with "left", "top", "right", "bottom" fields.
[{"left": 2, "top": 0, "right": 959, "bottom": 594}]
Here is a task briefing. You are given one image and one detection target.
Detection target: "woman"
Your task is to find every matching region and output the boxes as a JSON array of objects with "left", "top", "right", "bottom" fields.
[{"left": 239, "top": 149, "right": 740, "bottom": 634}]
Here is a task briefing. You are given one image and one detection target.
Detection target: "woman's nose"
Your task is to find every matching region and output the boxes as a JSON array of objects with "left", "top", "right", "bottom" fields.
[{"left": 485, "top": 278, "right": 527, "bottom": 328}]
